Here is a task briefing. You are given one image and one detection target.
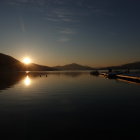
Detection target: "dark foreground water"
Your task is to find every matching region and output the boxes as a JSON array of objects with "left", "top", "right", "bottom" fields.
[{"left": 0, "top": 71, "right": 140, "bottom": 139}]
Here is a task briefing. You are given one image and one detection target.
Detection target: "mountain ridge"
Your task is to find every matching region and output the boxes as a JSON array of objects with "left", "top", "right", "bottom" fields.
[
  {"left": 0, "top": 53, "right": 55, "bottom": 71},
  {"left": 0, "top": 53, "right": 140, "bottom": 71},
  {"left": 99, "top": 61, "right": 140, "bottom": 70},
  {"left": 53, "top": 63, "right": 95, "bottom": 70}
]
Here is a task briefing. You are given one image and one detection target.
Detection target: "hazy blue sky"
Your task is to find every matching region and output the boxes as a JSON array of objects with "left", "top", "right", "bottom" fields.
[{"left": 0, "top": 0, "right": 140, "bottom": 67}]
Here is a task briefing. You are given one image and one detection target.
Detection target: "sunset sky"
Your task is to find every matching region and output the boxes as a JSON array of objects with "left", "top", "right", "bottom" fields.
[{"left": 0, "top": 0, "right": 140, "bottom": 67}]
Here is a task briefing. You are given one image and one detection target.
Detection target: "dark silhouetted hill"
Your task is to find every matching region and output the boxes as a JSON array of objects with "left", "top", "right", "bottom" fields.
[
  {"left": 100, "top": 61, "right": 140, "bottom": 70},
  {"left": 120, "top": 62, "right": 140, "bottom": 69},
  {"left": 1, "top": 53, "right": 139, "bottom": 71},
  {"left": 26, "top": 63, "right": 56, "bottom": 71},
  {"left": 0, "top": 53, "right": 55, "bottom": 71},
  {"left": 0, "top": 53, "right": 24, "bottom": 71},
  {"left": 53, "top": 63, "right": 94, "bottom": 70}
]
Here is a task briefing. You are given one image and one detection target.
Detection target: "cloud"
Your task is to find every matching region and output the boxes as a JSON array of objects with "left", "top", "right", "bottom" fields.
[
  {"left": 56, "top": 28, "right": 76, "bottom": 43},
  {"left": 7, "top": 0, "right": 29, "bottom": 5},
  {"left": 52, "top": 9, "right": 77, "bottom": 22},
  {"left": 44, "top": 8, "right": 78, "bottom": 23},
  {"left": 19, "top": 17, "right": 26, "bottom": 33},
  {"left": 57, "top": 37, "right": 71, "bottom": 42},
  {"left": 59, "top": 28, "right": 76, "bottom": 35},
  {"left": 7, "top": 0, "right": 47, "bottom": 6},
  {"left": 87, "top": 6, "right": 114, "bottom": 17},
  {"left": 6, "top": 0, "right": 74, "bottom": 7},
  {"left": 45, "top": 17, "right": 59, "bottom": 22},
  {"left": 7, "top": 0, "right": 83, "bottom": 23}
]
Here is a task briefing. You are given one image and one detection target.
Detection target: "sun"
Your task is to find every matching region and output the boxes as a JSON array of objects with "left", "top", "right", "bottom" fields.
[{"left": 23, "top": 57, "right": 31, "bottom": 65}]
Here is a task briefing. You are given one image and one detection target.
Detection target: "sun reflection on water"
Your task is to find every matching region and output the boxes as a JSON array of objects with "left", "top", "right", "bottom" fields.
[{"left": 24, "top": 75, "right": 31, "bottom": 86}]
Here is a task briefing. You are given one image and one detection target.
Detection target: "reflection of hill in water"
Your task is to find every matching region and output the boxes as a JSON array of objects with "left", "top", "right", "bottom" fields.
[
  {"left": 61, "top": 72, "right": 84, "bottom": 77},
  {"left": 0, "top": 72, "right": 26, "bottom": 91},
  {"left": 28, "top": 71, "right": 86, "bottom": 78},
  {"left": 0, "top": 71, "right": 87, "bottom": 91},
  {"left": 0, "top": 72, "right": 46, "bottom": 91}
]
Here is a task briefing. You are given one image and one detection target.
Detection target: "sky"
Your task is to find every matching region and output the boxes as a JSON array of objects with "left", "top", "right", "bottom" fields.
[{"left": 0, "top": 0, "right": 140, "bottom": 67}]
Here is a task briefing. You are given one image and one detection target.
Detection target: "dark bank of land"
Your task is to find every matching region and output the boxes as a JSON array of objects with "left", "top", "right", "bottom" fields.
[
  {"left": 0, "top": 53, "right": 94, "bottom": 71},
  {"left": 0, "top": 53, "right": 55, "bottom": 71},
  {"left": 0, "top": 53, "right": 140, "bottom": 72},
  {"left": 99, "top": 61, "right": 140, "bottom": 70}
]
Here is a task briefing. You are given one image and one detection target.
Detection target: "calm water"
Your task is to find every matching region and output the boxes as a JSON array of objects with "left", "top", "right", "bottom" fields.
[{"left": 0, "top": 72, "right": 140, "bottom": 139}]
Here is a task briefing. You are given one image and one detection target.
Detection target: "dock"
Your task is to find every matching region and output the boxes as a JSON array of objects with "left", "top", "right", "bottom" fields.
[
  {"left": 99, "top": 72, "right": 140, "bottom": 84},
  {"left": 117, "top": 74, "right": 140, "bottom": 82},
  {"left": 117, "top": 78, "right": 140, "bottom": 85},
  {"left": 100, "top": 72, "right": 118, "bottom": 78}
]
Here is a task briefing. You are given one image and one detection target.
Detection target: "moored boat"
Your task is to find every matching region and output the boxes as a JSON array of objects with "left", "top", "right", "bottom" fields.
[{"left": 90, "top": 70, "right": 99, "bottom": 75}]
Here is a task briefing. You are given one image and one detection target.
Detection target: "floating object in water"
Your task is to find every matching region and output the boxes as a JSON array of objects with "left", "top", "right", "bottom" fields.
[
  {"left": 90, "top": 71, "right": 99, "bottom": 75},
  {"left": 100, "top": 72, "right": 117, "bottom": 79}
]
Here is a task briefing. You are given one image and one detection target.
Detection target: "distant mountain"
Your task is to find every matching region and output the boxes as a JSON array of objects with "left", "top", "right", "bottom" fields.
[
  {"left": 0, "top": 53, "right": 55, "bottom": 71},
  {"left": 120, "top": 62, "right": 140, "bottom": 69},
  {"left": 2, "top": 52, "right": 139, "bottom": 72},
  {"left": 53, "top": 63, "right": 94, "bottom": 70},
  {"left": 100, "top": 61, "right": 140, "bottom": 70},
  {"left": 26, "top": 63, "right": 56, "bottom": 71}
]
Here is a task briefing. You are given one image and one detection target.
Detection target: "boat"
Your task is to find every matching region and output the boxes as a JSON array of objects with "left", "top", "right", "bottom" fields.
[
  {"left": 90, "top": 70, "right": 99, "bottom": 75},
  {"left": 100, "top": 72, "right": 117, "bottom": 78}
]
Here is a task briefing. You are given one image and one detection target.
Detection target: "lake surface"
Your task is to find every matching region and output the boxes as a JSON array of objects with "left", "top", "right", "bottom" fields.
[{"left": 0, "top": 71, "right": 140, "bottom": 139}]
